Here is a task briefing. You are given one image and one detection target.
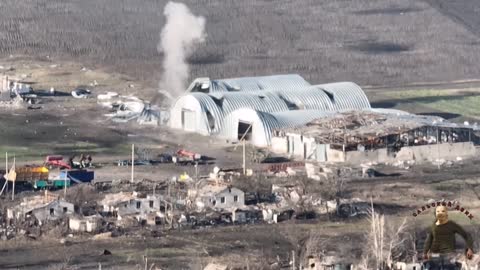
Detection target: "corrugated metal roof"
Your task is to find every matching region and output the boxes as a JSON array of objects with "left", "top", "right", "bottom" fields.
[
  {"left": 208, "top": 74, "right": 311, "bottom": 93},
  {"left": 314, "top": 82, "right": 371, "bottom": 110},
  {"left": 266, "top": 82, "right": 370, "bottom": 111},
  {"left": 190, "top": 92, "right": 225, "bottom": 133},
  {"left": 275, "top": 88, "right": 335, "bottom": 110},
  {"left": 211, "top": 91, "right": 290, "bottom": 115}
]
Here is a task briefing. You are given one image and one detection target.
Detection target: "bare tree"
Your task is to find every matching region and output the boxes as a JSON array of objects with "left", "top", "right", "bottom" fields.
[{"left": 359, "top": 199, "right": 410, "bottom": 270}]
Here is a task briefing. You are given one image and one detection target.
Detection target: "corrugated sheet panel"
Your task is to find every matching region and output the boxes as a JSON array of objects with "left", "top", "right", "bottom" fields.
[
  {"left": 211, "top": 91, "right": 290, "bottom": 115},
  {"left": 257, "top": 110, "right": 337, "bottom": 145},
  {"left": 275, "top": 88, "right": 335, "bottom": 110},
  {"left": 209, "top": 74, "right": 310, "bottom": 93},
  {"left": 314, "top": 82, "right": 371, "bottom": 110},
  {"left": 190, "top": 92, "right": 225, "bottom": 133}
]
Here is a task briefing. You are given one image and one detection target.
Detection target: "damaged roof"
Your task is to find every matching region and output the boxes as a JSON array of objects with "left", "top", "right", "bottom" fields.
[
  {"left": 195, "top": 183, "right": 243, "bottom": 197},
  {"left": 276, "top": 110, "right": 474, "bottom": 142}
]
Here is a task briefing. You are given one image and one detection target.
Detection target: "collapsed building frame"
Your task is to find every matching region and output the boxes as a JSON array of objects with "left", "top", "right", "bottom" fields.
[{"left": 271, "top": 111, "right": 479, "bottom": 163}]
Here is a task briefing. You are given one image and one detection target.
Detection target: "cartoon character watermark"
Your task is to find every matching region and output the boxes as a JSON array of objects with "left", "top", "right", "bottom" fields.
[
  {"left": 413, "top": 200, "right": 476, "bottom": 269},
  {"left": 412, "top": 200, "right": 474, "bottom": 220}
]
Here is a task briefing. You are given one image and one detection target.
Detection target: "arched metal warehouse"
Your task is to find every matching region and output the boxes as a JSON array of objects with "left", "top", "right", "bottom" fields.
[{"left": 169, "top": 78, "right": 371, "bottom": 138}]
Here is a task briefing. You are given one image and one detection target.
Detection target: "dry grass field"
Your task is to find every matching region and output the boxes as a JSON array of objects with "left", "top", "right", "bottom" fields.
[{"left": 0, "top": 0, "right": 479, "bottom": 88}]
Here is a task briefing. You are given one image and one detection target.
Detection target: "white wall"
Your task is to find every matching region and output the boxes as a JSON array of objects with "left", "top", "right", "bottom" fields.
[
  {"left": 169, "top": 95, "right": 209, "bottom": 135},
  {"left": 32, "top": 200, "right": 75, "bottom": 221},
  {"left": 220, "top": 108, "right": 270, "bottom": 147},
  {"left": 213, "top": 188, "right": 245, "bottom": 209},
  {"left": 344, "top": 142, "right": 476, "bottom": 164},
  {"left": 271, "top": 137, "right": 288, "bottom": 154}
]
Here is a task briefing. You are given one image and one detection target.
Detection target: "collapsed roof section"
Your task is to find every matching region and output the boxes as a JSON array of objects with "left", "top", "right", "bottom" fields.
[{"left": 274, "top": 110, "right": 478, "bottom": 149}]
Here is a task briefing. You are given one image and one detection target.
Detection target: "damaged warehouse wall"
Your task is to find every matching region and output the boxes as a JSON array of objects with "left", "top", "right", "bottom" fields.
[
  {"left": 342, "top": 141, "right": 477, "bottom": 164},
  {"left": 271, "top": 111, "right": 479, "bottom": 163}
]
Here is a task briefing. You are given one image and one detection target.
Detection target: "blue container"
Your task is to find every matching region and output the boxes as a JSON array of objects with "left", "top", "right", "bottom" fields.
[{"left": 60, "top": 170, "right": 94, "bottom": 183}]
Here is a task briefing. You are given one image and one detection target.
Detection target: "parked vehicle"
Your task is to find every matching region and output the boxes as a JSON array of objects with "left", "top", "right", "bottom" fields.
[
  {"left": 172, "top": 149, "right": 201, "bottom": 166},
  {"left": 44, "top": 155, "right": 72, "bottom": 170}
]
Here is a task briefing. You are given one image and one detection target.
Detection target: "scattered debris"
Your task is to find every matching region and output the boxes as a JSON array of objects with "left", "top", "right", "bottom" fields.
[
  {"left": 204, "top": 263, "right": 228, "bottom": 270},
  {"left": 93, "top": 232, "right": 112, "bottom": 240},
  {"left": 97, "top": 92, "right": 165, "bottom": 125},
  {"left": 71, "top": 88, "right": 92, "bottom": 99}
]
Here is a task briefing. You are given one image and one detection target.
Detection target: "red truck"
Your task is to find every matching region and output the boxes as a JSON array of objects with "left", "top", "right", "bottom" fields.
[
  {"left": 173, "top": 149, "right": 202, "bottom": 165},
  {"left": 44, "top": 155, "right": 72, "bottom": 170}
]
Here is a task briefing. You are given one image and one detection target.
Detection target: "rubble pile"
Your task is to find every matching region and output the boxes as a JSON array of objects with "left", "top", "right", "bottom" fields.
[
  {"left": 0, "top": 95, "right": 25, "bottom": 109},
  {"left": 97, "top": 92, "right": 166, "bottom": 125},
  {"left": 277, "top": 110, "right": 478, "bottom": 154}
]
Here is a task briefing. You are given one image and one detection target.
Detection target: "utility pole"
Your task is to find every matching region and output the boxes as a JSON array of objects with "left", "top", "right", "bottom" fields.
[
  {"left": 131, "top": 144, "right": 135, "bottom": 183},
  {"left": 11, "top": 156, "right": 15, "bottom": 201},
  {"left": 0, "top": 152, "right": 8, "bottom": 196},
  {"left": 243, "top": 139, "right": 246, "bottom": 175},
  {"left": 234, "top": 124, "right": 252, "bottom": 175},
  {"left": 5, "top": 152, "right": 7, "bottom": 193},
  {"left": 195, "top": 161, "right": 198, "bottom": 182},
  {"left": 64, "top": 173, "right": 67, "bottom": 198},
  {"left": 291, "top": 250, "right": 295, "bottom": 270}
]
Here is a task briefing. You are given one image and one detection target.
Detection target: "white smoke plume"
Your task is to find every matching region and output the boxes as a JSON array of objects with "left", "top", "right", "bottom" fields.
[{"left": 158, "top": 1, "right": 206, "bottom": 106}]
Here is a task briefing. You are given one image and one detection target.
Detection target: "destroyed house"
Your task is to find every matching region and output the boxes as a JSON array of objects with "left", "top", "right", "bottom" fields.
[
  {"left": 100, "top": 192, "right": 163, "bottom": 219},
  {"left": 69, "top": 215, "right": 100, "bottom": 233},
  {"left": 271, "top": 110, "right": 478, "bottom": 163},
  {"left": 190, "top": 184, "right": 245, "bottom": 210},
  {"left": 8, "top": 198, "right": 74, "bottom": 222}
]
